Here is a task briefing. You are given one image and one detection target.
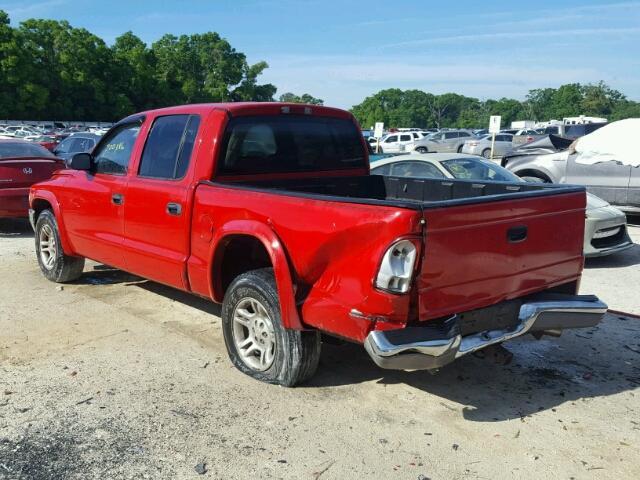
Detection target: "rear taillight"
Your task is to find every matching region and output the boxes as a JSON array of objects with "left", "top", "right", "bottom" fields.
[{"left": 375, "top": 239, "right": 418, "bottom": 294}]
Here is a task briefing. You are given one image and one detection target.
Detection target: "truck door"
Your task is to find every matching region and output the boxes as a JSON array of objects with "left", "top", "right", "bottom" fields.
[
  {"left": 398, "top": 133, "right": 413, "bottom": 152},
  {"left": 122, "top": 114, "right": 201, "bottom": 289},
  {"left": 443, "top": 132, "right": 458, "bottom": 152},
  {"left": 382, "top": 134, "right": 399, "bottom": 152},
  {"left": 59, "top": 122, "right": 141, "bottom": 269},
  {"left": 565, "top": 154, "right": 631, "bottom": 206}
]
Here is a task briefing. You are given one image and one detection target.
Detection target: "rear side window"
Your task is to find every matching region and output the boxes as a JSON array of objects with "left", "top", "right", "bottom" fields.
[
  {"left": 138, "top": 115, "right": 201, "bottom": 179},
  {"left": 70, "top": 137, "right": 95, "bottom": 153},
  {"left": 400, "top": 134, "right": 412, "bottom": 141},
  {"left": 218, "top": 115, "right": 366, "bottom": 175}
]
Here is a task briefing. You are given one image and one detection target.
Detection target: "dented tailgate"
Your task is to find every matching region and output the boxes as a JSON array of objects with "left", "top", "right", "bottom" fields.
[{"left": 417, "top": 191, "right": 586, "bottom": 321}]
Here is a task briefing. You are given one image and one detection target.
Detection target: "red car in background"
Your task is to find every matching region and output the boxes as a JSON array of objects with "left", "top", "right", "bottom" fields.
[
  {"left": 0, "top": 139, "right": 64, "bottom": 218},
  {"left": 30, "top": 135, "right": 60, "bottom": 152}
]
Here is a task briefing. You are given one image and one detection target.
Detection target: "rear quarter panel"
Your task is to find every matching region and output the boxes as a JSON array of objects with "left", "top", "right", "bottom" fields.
[{"left": 188, "top": 184, "right": 424, "bottom": 342}]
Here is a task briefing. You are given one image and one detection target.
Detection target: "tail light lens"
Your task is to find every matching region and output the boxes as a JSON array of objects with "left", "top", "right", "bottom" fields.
[{"left": 375, "top": 239, "right": 418, "bottom": 294}]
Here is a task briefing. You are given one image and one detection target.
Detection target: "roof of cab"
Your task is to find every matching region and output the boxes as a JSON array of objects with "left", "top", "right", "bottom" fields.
[{"left": 123, "top": 102, "right": 353, "bottom": 124}]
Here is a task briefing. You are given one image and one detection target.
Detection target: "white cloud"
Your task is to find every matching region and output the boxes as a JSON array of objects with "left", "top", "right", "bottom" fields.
[
  {"left": 382, "top": 27, "right": 640, "bottom": 48},
  {"left": 260, "top": 54, "right": 622, "bottom": 108}
]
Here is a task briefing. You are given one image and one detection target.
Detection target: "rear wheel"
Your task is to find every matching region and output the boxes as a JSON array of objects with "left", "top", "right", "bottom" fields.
[
  {"left": 35, "top": 210, "right": 85, "bottom": 283},
  {"left": 221, "top": 268, "right": 321, "bottom": 386},
  {"left": 481, "top": 148, "right": 492, "bottom": 159},
  {"left": 415, "top": 146, "right": 428, "bottom": 154},
  {"left": 457, "top": 145, "right": 464, "bottom": 153}
]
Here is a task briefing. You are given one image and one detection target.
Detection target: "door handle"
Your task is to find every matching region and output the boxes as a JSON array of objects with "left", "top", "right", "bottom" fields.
[
  {"left": 166, "top": 202, "right": 182, "bottom": 216},
  {"left": 111, "top": 193, "right": 124, "bottom": 205},
  {"left": 507, "top": 225, "right": 528, "bottom": 243}
]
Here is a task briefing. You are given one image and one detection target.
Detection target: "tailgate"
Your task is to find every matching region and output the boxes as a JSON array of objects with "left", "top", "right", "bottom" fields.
[
  {"left": 0, "top": 158, "right": 63, "bottom": 188},
  {"left": 417, "top": 191, "right": 586, "bottom": 321}
]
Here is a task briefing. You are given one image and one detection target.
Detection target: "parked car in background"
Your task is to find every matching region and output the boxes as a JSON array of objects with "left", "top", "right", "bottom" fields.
[
  {"left": 52, "top": 133, "right": 102, "bottom": 162},
  {"left": 25, "top": 134, "right": 59, "bottom": 152},
  {"left": 376, "top": 132, "right": 417, "bottom": 153},
  {"left": 3, "top": 126, "right": 39, "bottom": 138},
  {"left": 502, "top": 119, "right": 639, "bottom": 212},
  {"left": 0, "top": 139, "right": 65, "bottom": 217},
  {"left": 513, "top": 122, "right": 607, "bottom": 147},
  {"left": 410, "top": 130, "right": 473, "bottom": 153},
  {"left": 371, "top": 153, "right": 633, "bottom": 257},
  {"left": 461, "top": 134, "right": 513, "bottom": 158}
]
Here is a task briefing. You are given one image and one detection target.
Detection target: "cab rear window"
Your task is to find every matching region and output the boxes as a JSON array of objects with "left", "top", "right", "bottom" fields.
[{"left": 217, "top": 115, "right": 366, "bottom": 175}]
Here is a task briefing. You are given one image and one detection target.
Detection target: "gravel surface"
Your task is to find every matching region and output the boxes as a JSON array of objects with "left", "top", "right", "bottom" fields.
[{"left": 1, "top": 217, "right": 639, "bottom": 479}]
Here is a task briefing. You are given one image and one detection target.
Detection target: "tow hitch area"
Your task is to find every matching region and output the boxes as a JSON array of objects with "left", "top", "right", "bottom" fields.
[{"left": 364, "top": 294, "right": 607, "bottom": 371}]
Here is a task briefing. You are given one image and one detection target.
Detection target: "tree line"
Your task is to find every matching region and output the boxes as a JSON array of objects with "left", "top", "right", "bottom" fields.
[
  {"left": 1, "top": 10, "right": 639, "bottom": 126},
  {"left": 0, "top": 10, "right": 321, "bottom": 121},
  {"left": 351, "top": 83, "right": 640, "bottom": 130}
]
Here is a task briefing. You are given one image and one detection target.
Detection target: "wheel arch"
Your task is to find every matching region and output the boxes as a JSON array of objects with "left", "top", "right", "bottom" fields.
[
  {"left": 209, "top": 220, "right": 303, "bottom": 330},
  {"left": 514, "top": 168, "right": 553, "bottom": 183},
  {"left": 30, "top": 192, "right": 73, "bottom": 253}
]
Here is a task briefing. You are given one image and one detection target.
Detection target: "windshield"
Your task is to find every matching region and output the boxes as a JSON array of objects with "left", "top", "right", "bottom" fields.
[
  {"left": 441, "top": 158, "right": 522, "bottom": 183},
  {"left": 0, "top": 142, "right": 55, "bottom": 158},
  {"left": 218, "top": 115, "right": 366, "bottom": 175}
]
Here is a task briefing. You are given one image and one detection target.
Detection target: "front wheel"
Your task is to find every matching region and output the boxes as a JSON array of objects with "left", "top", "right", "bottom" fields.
[
  {"left": 482, "top": 148, "right": 492, "bottom": 159},
  {"left": 415, "top": 146, "right": 428, "bottom": 154},
  {"left": 35, "top": 210, "right": 85, "bottom": 283},
  {"left": 221, "top": 268, "right": 321, "bottom": 386},
  {"left": 457, "top": 145, "right": 464, "bottom": 153}
]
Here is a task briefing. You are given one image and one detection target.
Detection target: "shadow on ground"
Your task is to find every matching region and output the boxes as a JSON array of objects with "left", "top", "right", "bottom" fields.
[
  {"left": 310, "top": 314, "right": 640, "bottom": 422},
  {"left": 0, "top": 218, "right": 33, "bottom": 238},
  {"left": 76, "top": 264, "right": 221, "bottom": 316},
  {"left": 71, "top": 267, "right": 640, "bottom": 423}
]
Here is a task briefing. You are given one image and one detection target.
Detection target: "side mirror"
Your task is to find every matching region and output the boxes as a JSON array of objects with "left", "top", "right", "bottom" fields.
[{"left": 69, "top": 152, "right": 92, "bottom": 170}]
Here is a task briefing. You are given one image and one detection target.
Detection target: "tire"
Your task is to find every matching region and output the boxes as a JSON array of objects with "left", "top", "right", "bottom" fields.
[
  {"left": 481, "top": 148, "right": 492, "bottom": 159},
  {"left": 415, "top": 146, "right": 428, "bottom": 154},
  {"left": 457, "top": 145, "right": 464, "bottom": 153},
  {"left": 35, "top": 209, "right": 85, "bottom": 283},
  {"left": 221, "top": 268, "right": 321, "bottom": 387}
]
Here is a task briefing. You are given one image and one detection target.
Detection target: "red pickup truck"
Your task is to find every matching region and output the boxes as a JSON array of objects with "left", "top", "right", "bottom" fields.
[{"left": 29, "top": 102, "right": 607, "bottom": 386}]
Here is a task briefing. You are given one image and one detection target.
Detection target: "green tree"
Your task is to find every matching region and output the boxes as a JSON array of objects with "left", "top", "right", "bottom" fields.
[{"left": 278, "top": 92, "right": 324, "bottom": 105}]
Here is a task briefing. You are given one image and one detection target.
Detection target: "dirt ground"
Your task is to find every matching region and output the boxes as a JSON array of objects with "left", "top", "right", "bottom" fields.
[{"left": 1, "top": 218, "right": 639, "bottom": 480}]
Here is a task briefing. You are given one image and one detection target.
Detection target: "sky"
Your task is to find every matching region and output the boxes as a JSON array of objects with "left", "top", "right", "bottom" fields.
[{"left": 3, "top": 0, "right": 640, "bottom": 108}]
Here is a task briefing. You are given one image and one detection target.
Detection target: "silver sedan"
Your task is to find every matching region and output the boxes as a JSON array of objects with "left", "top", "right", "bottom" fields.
[
  {"left": 461, "top": 134, "right": 513, "bottom": 158},
  {"left": 369, "top": 153, "right": 634, "bottom": 258}
]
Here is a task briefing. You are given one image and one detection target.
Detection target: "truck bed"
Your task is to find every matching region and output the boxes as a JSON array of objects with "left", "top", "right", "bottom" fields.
[
  {"left": 196, "top": 176, "right": 586, "bottom": 338},
  {"left": 213, "top": 174, "right": 585, "bottom": 209}
]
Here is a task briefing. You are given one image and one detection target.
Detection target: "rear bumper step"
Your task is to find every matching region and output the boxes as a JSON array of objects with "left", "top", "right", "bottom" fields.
[{"left": 364, "top": 294, "right": 607, "bottom": 370}]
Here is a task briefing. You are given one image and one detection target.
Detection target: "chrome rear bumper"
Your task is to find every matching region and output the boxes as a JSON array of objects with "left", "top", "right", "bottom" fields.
[{"left": 364, "top": 294, "right": 607, "bottom": 370}]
